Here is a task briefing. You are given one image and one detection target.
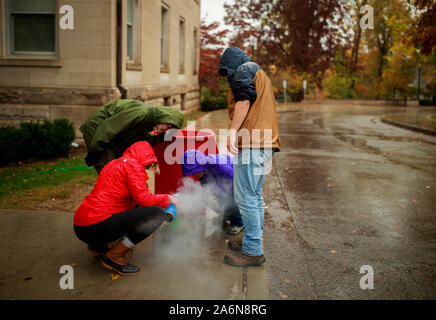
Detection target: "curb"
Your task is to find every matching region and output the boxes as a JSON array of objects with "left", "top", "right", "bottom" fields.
[
  {"left": 277, "top": 109, "right": 301, "bottom": 113},
  {"left": 380, "top": 116, "right": 436, "bottom": 136}
]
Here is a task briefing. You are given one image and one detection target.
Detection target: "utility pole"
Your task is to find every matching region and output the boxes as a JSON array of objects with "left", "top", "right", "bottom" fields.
[{"left": 283, "top": 80, "right": 287, "bottom": 104}]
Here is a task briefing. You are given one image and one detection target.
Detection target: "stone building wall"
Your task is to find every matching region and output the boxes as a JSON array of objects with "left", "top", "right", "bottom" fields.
[{"left": 0, "top": 0, "right": 201, "bottom": 143}]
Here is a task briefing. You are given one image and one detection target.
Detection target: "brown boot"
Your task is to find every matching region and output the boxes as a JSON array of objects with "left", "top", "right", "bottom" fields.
[
  {"left": 224, "top": 251, "right": 265, "bottom": 267},
  {"left": 87, "top": 244, "right": 110, "bottom": 256},
  {"left": 228, "top": 240, "right": 242, "bottom": 252},
  {"left": 101, "top": 240, "right": 140, "bottom": 276}
]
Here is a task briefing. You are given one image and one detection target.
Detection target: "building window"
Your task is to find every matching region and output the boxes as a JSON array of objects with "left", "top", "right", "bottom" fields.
[
  {"left": 7, "top": 0, "right": 56, "bottom": 55},
  {"left": 193, "top": 27, "right": 198, "bottom": 74},
  {"left": 126, "top": 0, "right": 142, "bottom": 70},
  {"left": 160, "top": 3, "right": 169, "bottom": 72},
  {"left": 126, "top": 0, "right": 135, "bottom": 61},
  {"left": 178, "top": 17, "right": 185, "bottom": 73}
]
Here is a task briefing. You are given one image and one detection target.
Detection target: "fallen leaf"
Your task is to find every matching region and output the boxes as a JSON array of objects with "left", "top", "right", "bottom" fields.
[
  {"left": 327, "top": 184, "right": 335, "bottom": 188},
  {"left": 111, "top": 273, "right": 120, "bottom": 281},
  {"left": 277, "top": 290, "right": 288, "bottom": 299},
  {"left": 283, "top": 279, "right": 291, "bottom": 284},
  {"left": 352, "top": 230, "right": 357, "bottom": 233},
  {"left": 330, "top": 250, "right": 337, "bottom": 254},
  {"left": 412, "top": 200, "right": 417, "bottom": 203}
]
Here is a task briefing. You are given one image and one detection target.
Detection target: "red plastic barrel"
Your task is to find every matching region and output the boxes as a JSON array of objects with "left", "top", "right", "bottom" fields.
[{"left": 153, "top": 129, "right": 218, "bottom": 195}]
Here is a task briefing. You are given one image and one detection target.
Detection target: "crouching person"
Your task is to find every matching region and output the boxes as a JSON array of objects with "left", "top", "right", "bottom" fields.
[{"left": 73, "top": 141, "right": 177, "bottom": 276}]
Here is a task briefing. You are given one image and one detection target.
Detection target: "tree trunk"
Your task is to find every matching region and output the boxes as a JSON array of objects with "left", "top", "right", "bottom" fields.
[{"left": 350, "top": 0, "right": 367, "bottom": 90}]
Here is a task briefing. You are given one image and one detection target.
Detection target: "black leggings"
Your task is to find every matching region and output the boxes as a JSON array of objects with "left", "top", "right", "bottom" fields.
[{"left": 74, "top": 206, "right": 166, "bottom": 247}]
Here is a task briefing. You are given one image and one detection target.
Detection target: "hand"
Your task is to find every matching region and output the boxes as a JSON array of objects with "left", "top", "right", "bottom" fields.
[
  {"left": 169, "top": 195, "right": 179, "bottom": 208},
  {"left": 227, "top": 129, "right": 239, "bottom": 155}
]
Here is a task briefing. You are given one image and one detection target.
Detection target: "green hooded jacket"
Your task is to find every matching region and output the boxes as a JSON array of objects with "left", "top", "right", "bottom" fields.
[{"left": 80, "top": 99, "right": 184, "bottom": 166}]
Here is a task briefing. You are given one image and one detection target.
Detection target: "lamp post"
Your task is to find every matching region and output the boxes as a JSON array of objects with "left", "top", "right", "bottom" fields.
[{"left": 415, "top": 49, "right": 422, "bottom": 104}]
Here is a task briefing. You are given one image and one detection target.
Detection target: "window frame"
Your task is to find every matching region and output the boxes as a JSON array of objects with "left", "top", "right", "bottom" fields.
[
  {"left": 160, "top": 2, "right": 169, "bottom": 73},
  {"left": 193, "top": 27, "right": 198, "bottom": 75},
  {"left": 178, "top": 16, "right": 185, "bottom": 74},
  {"left": 126, "top": 0, "right": 134, "bottom": 62},
  {"left": 5, "top": 0, "right": 58, "bottom": 57},
  {"left": 126, "top": 0, "right": 142, "bottom": 71}
]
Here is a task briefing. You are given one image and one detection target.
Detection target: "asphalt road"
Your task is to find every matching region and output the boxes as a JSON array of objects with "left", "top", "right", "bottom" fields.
[{"left": 263, "top": 104, "right": 436, "bottom": 299}]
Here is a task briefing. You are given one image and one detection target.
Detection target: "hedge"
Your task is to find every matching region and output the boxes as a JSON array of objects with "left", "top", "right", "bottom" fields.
[
  {"left": 200, "top": 87, "right": 228, "bottom": 111},
  {"left": 0, "top": 119, "right": 76, "bottom": 165}
]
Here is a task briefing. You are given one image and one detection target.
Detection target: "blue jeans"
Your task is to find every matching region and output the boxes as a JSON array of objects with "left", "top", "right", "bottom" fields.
[
  {"left": 218, "top": 192, "right": 243, "bottom": 228},
  {"left": 234, "top": 148, "right": 274, "bottom": 256}
]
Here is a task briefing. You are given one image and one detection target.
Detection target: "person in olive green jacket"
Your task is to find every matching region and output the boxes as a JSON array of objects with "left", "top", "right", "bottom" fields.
[{"left": 80, "top": 99, "right": 184, "bottom": 173}]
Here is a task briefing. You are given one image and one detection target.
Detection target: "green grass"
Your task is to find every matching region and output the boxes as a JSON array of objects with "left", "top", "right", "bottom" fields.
[
  {"left": 0, "top": 110, "right": 208, "bottom": 210},
  {"left": 0, "top": 154, "right": 97, "bottom": 199}
]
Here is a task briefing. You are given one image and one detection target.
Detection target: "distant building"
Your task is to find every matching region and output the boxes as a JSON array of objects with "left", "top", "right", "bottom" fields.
[{"left": 0, "top": 0, "right": 201, "bottom": 141}]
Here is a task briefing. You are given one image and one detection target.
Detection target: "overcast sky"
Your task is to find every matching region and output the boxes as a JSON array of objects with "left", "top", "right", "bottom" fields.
[
  {"left": 201, "top": 0, "right": 235, "bottom": 45},
  {"left": 201, "top": 0, "right": 231, "bottom": 26}
]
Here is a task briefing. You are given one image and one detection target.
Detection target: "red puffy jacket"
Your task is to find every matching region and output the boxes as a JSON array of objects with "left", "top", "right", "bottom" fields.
[{"left": 74, "top": 141, "right": 170, "bottom": 226}]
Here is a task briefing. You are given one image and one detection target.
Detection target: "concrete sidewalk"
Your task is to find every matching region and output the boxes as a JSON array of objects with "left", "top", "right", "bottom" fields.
[
  {"left": 0, "top": 208, "right": 268, "bottom": 299},
  {"left": 0, "top": 109, "right": 269, "bottom": 300},
  {"left": 381, "top": 113, "right": 436, "bottom": 136}
]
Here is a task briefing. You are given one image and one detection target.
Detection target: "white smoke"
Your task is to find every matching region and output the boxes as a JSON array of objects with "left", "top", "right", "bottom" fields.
[
  {"left": 149, "top": 177, "right": 229, "bottom": 262},
  {"left": 173, "top": 177, "right": 209, "bottom": 218}
]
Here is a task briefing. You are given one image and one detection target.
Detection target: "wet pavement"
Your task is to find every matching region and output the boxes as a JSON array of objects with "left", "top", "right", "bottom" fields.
[
  {"left": 1, "top": 103, "right": 435, "bottom": 300},
  {"left": 263, "top": 102, "right": 436, "bottom": 299},
  {"left": 0, "top": 109, "right": 269, "bottom": 300},
  {"left": 0, "top": 207, "right": 268, "bottom": 300}
]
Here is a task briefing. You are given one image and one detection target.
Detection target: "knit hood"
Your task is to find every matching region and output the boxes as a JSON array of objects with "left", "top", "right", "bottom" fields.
[{"left": 218, "top": 46, "right": 251, "bottom": 77}]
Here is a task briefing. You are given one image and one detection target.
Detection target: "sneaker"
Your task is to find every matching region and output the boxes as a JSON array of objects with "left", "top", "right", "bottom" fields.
[
  {"left": 224, "top": 251, "right": 265, "bottom": 267},
  {"left": 226, "top": 225, "right": 244, "bottom": 235},
  {"left": 212, "top": 216, "right": 230, "bottom": 230}
]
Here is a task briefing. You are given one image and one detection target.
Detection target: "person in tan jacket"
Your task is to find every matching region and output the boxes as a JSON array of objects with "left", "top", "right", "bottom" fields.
[{"left": 218, "top": 46, "right": 280, "bottom": 266}]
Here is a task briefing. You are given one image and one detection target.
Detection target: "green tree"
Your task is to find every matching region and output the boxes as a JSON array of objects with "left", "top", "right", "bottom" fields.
[
  {"left": 322, "top": 50, "right": 356, "bottom": 99},
  {"left": 364, "top": 0, "right": 408, "bottom": 78},
  {"left": 379, "top": 3, "right": 422, "bottom": 102}
]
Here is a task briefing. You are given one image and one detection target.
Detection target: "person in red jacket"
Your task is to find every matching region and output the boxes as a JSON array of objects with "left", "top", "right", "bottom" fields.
[{"left": 74, "top": 141, "right": 178, "bottom": 276}]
